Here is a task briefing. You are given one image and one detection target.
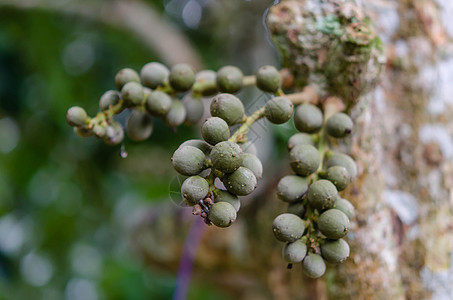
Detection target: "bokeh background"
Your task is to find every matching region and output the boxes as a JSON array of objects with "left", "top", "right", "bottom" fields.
[{"left": 0, "top": 1, "right": 288, "bottom": 299}]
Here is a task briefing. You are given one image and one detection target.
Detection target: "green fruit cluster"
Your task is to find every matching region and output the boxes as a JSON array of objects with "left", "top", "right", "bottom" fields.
[{"left": 273, "top": 107, "right": 357, "bottom": 278}]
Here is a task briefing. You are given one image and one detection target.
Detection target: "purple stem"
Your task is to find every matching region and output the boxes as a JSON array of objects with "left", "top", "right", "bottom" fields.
[{"left": 173, "top": 217, "right": 207, "bottom": 300}]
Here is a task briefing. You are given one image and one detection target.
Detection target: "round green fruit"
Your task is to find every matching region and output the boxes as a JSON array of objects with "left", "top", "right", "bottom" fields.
[
  {"left": 216, "top": 66, "right": 243, "bottom": 93},
  {"left": 195, "top": 70, "right": 218, "bottom": 96},
  {"left": 287, "top": 133, "right": 315, "bottom": 151},
  {"left": 164, "top": 99, "right": 187, "bottom": 127},
  {"left": 115, "top": 68, "right": 140, "bottom": 90},
  {"left": 92, "top": 124, "right": 106, "bottom": 138},
  {"left": 214, "top": 190, "right": 240, "bottom": 212},
  {"left": 99, "top": 90, "right": 120, "bottom": 111},
  {"left": 318, "top": 209, "right": 350, "bottom": 239},
  {"left": 272, "top": 213, "right": 305, "bottom": 242},
  {"left": 126, "top": 110, "right": 153, "bottom": 142},
  {"left": 182, "top": 94, "right": 204, "bottom": 126},
  {"left": 307, "top": 179, "right": 338, "bottom": 210},
  {"left": 121, "top": 82, "right": 144, "bottom": 106},
  {"left": 66, "top": 106, "right": 88, "bottom": 127},
  {"left": 325, "top": 153, "right": 357, "bottom": 179},
  {"left": 293, "top": 104, "right": 323, "bottom": 133},
  {"left": 321, "top": 239, "right": 350, "bottom": 264},
  {"left": 140, "top": 62, "right": 169, "bottom": 89},
  {"left": 256, "top": 65, "right": 282, "bottom": 93},
  {"left": 277, "top": 175, "right": 309, "bottom": 203},
  {"left": 171, "top": 145, "right": 207, "bottom": 176},
  {"left": 222, "top": 167, "right": 257, "bottom": 196},
  {"left": 302, "top": 253, "right": 326, "bottom": 278},
  {"left": 334, "top": 198, "right": 355, "bottom": 219},
  {"left": 104, "top": 121, "right": 124, "bottom": 145},
  {"left": 210, "top": 93, "right": 245, "bottom": 125},
  {"left": 179, "top": 139, "right": 212, "bottom": 155},
  {"left": 208, "top": 202, "right": 237, "bottom": 228},
  {"left": 169, "top": 63, "right": 195, "bottom": 92},
  {"left": 289, "top": 144, "right": 321, "bottom": 176},
  {"left": 210, "top": 141, "right": 243, "bottom": 173},
  {"left": 201, "top": 117, "right": 230, "bottom": 146},
  {"left": 287, "top": 202, "right": 305, "bottom": 217},
  {"left": 283, "top": 240, "right": 307, "bottom": 263},
  {"left": 325, "top": 166, "right": 350, "bottom": 191},
  {"left": 146, "top": 91, "right": 172, "bottom": 117},
  {"left": 264, "top": 96, "right": 293, "bottom": 124},
  {"left": 241, "top": 153, "right": 263, "bottom": 179},
  {"left": 181, "top": 176, "right": 209, "bottom": 206},
  {"left": 326, "top": 113, "right": 353, "bottom": 138}
]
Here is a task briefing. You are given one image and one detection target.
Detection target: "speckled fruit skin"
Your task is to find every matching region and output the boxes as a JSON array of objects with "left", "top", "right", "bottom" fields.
[
  {"left": 214, "top": 190, "right": 241, "bottom": 212},
  {"left": 208, "top": 202, "right": 237, "bottom": 228},
  {"left": 169, "top": 63, "right": 195, "bottom": 92},
  {"left": 146, "top": 91, "right": 172, "bottom": 117},
  {"left": 277, "top": 175, "right": 309, "bottom": 203},
  {"left": 302, "top": 253, "right": 326, "bottom": 278},
  {"left": 321, "top": 238, "right": 350, "bottom": 264},
  {"left": 334, "top": 198, "right": 355, "bottom": 219},
  {"left": 181, "top": 176, "right": 209, "bottom": 206},
  {"left": 264, "top": 96, "right": 294, "bottom": 124},
  {"left": 307, "top": 179, "right": 338, "bottom": 210},
  {"left": 272, "top": 213, "right": 305, "bottom": 242},
  {"left": 325, "top": 153, "right": 358, "bottom": 179},
  {"left": 126, "top": 110, "right": 153, "bottom": 142},
  {"left": 99, "top": 90, "right": 120, "bottom": 111},
  {"left": 66, "top": 106, "right": 88, "bottom": 127},
  {"left": 121, "top": 82, "right": 144, "bottom": 106},
  {"left": 293, "top": 104, "right": 323, "bottom": 133},
  {"left": 289, "top": 144, "right": 321, "bottom": 176},
  {"left": 287, "top": 133, "right": 315, "bottom": 150},
  {"left": 210, "top": 141, "right": 243, "bottom": 173},
  {"left": 216, "top": 66, "right": 244, "bottom": 93},
  {"left": 283, "top": 240, "right": 307, "bottom": 263},
  {"left": 201, "top": 117, "right": 230, "bottom": 146},
  {"left": 210, "top": 93, "right": 245, "bottom": 125},
  {"left": 140, "top": 62, "right": 169, "bottom": 89},
  {"left": 114, "top": 68, "right": 140, "bottom": 90},
  {"left": 179, "top": 139, "right": 212, "bottom": 155},
  {"left": 164, "top": 99, "right": 186, "bottom": 127},
  {"left": 171, "top": 145, "right": 206, "bottom": 176},
  {"left": 325, "top": 166, "right": 350, "bottom": 191},
  {"left": 241, "top": 153, "right": 263, "bottom": 179},
  {"left": 222, "top": 167, "right": 257, "bottom": 196},
  {"left": 318, "top": 209, "right": 350, "bottom": 239},
  {"left": 182, "top": 94, "right": 204, "bottom": 126},
  {"left": 326, "top": 112, "right": 353, "bottom": 138},
  {"left": 256, "top": 65, "right": 282, "bottom": 93}
]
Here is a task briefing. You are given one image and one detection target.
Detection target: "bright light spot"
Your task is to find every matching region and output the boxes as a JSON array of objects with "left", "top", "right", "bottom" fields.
[
  {"left": 20, "top": 252, "right": 54, "bottom": 287},
  {"left": 182, "top": 0, "right": 202, "bottom": 29},
  {"left": 62, "top": 39, "right": 95, "bottom": 76},
  {"left": 0, "top": 117, "right": 19, "bottom": 154},
  {"left": 0, "top": 214, "right": 25, "bottom": 254},
  {"left": 65, "top": 278, "right": 98, "bottom": 300},
  {"left": 70, "top": 244, "right": 102, "bottom": 278}
]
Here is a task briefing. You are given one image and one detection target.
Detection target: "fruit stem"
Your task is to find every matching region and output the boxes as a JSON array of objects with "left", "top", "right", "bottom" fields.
[
  {"left": 284, "top": 86, "right": 319, "bottom": 105},
  {"left": 228, "top": 106, "right": 266, "bottom": 143},
  {"left": 242, "top": 75, "right": 256, "bottom": 87}
]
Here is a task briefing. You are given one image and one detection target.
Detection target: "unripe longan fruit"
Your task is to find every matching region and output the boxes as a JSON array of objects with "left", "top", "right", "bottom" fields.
[
  {"left": 256, "top": 65, "right": 282, "bottom": 93},
  {"left": 66, "top": 106, "right": 88, "bottom": 127},
  {"left": 195, "top": 70, "right": 218, "bottom": 96},
  {"left": 126, "top": 110, "right": 153, "bottom": 142},
  {"left": 179, "top": 139, "right": 212, "bottom": 155},
  {"left": 99, "top": 90, "right": 120, "bottom": 111},
  {"left": 334, "top": 198, "right": 355, "bottom": 219},
  {"left": 272, "top": 213, "right": 305, "bottom": 242},
  {"left": 201, "top": 117, "right": 230, "bottom": 146},
  {"left": 92, "top": 124, "right": 106, "bottom": 138},
  {"left": 302, "top": 253, "right": 326, "bottom": 278},
  {"left": 216, "top": 66, "right": 243, "bottom": 93},
  {"left": 277, "top": 175, "right": 309, "bottom": 203},
  {"left": 222, "top": 167, "right": 257, "bottom": 196},
  {"left": 289, "top": 144, "right": 321, "bottom": 176},
  {"left": 164, "top": 99, "right": 186, "bottom": 127},
  {"left": 241, "top": 153, "right": 263, "bottom": 179},
  {"left": 115, "top": 68, "right": 140, "bottom": 90},
  {"left": 325, "top": 153, "right": 357, "bottom": 179},
  {"left": 182, "top": 94, "right": 204, "bottom": 126},
  {"left": 140, "top": 62, "right": 169, "bottom": 88},
  {"left": 104, "top": 121, "right": 124, "bottom": 145},
  {"left": 171, "top": 145, "right": 207, "bottom": 176},
  {"left": 318, "top": 209, "right": 350, "bottom": 239},
  {"left": 321, "top": 239, "right": 350, "bottom": 264},
  {"left": 209, "top": 202, "right": 237, "bottom": 228},
  {"left": 181, "top": 176, "right": 209, "bottom": 206},
  {"left": 287, "top": 133, "right": 315, "bottom": 151},
  {"left": 214, "top": 190, "right": 241, "bottom": 212},
  {"left": 210, "top": 141, "right": 243, "bottom": 173},
  {"left": 325, "top": 166, "right": 350, "bottom": 191},
  {"left": 307, "top": 179, "right": 338, "bottom": 210},
  {"left": 287, "top": 202, "right": 305, "bottom": 217},
  {"left": 326, "top": 113, "right": 353, "bottom": 138},
  {"left": 121, "top": 82, "right": 144, "bottom": 106},
  {"left": 74, "top": 127, "right": 91, "bottom": 138},
  {"left": 239, "top": 141, "right": 257, "bottom": 155},
  {"left": 283, "top": 240, "right": 307, "bottom": 263},
  {"left": 210, "top": 93, "right": 245, "bottom": 125},
  {"left": 146, "top": 91, "right": 172, "bottom": 117},
  {"left": 169, "top": 63, "right": 195, "bottom": 92},
  {"left": 264, "top": 96, "right": 293, "bottom": 124},
  {"left": 293, "top": 104, "right": 323, "bottom": 133}
]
